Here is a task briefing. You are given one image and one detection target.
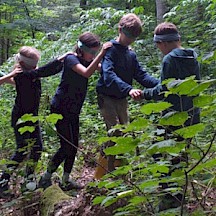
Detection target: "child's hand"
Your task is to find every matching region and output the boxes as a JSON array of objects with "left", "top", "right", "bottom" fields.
[
  {"left": 102, "top": 42, "right": 113, "bottom": 51},
  {"left": 129, "top": 89, "right": 142, "bottom": 100},
  {"left": 57, "top": 52, "right": 76, "bottom": 61},
  {"left": 12, "top": 67, "right": 23, "bottom": 76}
]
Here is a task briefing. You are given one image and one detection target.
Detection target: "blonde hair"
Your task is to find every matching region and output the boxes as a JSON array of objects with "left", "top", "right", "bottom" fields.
[
  {"left": 118, "top": 13, "right": 142, "bottom": 37},
  {"left": 15, "top": 46, "right": 40, "bottom": 70}
]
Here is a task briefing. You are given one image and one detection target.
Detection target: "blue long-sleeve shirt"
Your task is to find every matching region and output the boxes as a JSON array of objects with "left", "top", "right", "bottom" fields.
[
  {"left": 96, "top": 39, "right": 159, "bottom": 99},
  {"left": 142, "top": 48, "right": 201, "bottom": 125}
]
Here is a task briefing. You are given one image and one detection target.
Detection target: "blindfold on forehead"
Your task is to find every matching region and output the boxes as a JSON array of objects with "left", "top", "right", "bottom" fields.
[
  {"left": 77, "top": 40, "right": 98, "bottom": 55},
  {"left": 15, "top": 53, "right": 38, "bottom": 67},
  {"left": 153, "top": 33, "right": 180, "bottom": 42},
  {"left": 122, "top": 28, "right": 137, "bottom": 39}
]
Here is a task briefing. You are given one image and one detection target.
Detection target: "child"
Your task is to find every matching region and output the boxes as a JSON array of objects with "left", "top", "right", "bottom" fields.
[
  {"left": 0, "top": 46, "right": 68, "bottom": 198},
  {"left": 0, "top": 68, "right": 22, "bottom": 85},
  {"left": 141, "top": 22, "right": 201, "bottom": 210},
  {"left": 38, "top": 32, "right": 112, "bottom": 190},
  {"left": 96, "top": 13, "right": 159, "bottom": 172}
]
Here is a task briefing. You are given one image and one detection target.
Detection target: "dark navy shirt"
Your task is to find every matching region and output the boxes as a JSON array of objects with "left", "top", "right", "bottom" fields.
[
  {"left": 12, "top": 59, "right": 63, "bottom": 127},
  {"left": 96, "top": 39, "right": 159, "bottom": 99},
  {"left": 51, "top": 54, "right": 90, "bottom": 116},
  {"left": 142, "top": 48, "right": 201, "bottom": 125}
]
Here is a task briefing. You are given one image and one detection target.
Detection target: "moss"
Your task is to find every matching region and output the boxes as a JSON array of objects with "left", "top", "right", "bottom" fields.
[{"left": 40, "top": 185, "right": 71, "bottom": 216}]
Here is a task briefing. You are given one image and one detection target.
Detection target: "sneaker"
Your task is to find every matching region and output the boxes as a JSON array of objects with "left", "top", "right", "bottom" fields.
[
  {"left": 38, "top": 176, "right": 52, "bottom": 190},
  {"left": 59, "top": 179, "right": 84, "bottom": 191},
  {"left": 0, "top": 179, "right": 12, "bottom": 199}
]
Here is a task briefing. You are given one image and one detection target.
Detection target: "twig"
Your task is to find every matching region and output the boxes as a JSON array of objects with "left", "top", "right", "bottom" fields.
[{"left": 186, "top": 131, "right": 216, "bottom": 174}]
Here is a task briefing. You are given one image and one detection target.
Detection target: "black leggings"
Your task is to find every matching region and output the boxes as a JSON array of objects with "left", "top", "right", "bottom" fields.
[{"left": 48, "top": 109, "right": 79, "bottom": 174}]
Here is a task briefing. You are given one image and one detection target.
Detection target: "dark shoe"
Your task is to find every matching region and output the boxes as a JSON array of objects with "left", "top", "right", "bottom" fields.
[
  {"left": 59, "top": 179, "right": 84, "bottom": 191},
  {"left": 159, "top": 193, "right": 183, "bottom": 211},
  {"left": 38, "top": 176, "right": 52, "bottom": 190},
  {"left": 0, "top": 179, "right": 12, "bottom": 199}
]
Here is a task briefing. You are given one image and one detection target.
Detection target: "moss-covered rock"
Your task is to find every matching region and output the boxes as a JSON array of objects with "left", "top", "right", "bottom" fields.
[{"left": 40, "top": 185, "right": 71, "bottom": 216}]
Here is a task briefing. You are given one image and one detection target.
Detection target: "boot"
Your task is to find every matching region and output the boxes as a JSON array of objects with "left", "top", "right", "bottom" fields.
[
  {"left": 38, "top": 171, "right": 52, "bottom": 190},
  {"left": 59, "top": 172, "right": 84, "bottom": 191}
]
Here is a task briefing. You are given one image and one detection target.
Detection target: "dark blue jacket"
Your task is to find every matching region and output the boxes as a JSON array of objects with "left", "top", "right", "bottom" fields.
[
  {"left": 51, "top": 54, "right": 90, "bottom": 117},
  {"left": 12, "top": 59, "right": 63, "bottom": 127},
  {"left": 142, "top": 48, "right": 201, "bottom": 125},
  {"left": 96, "top": 39, "right": 159, "bottom": 99}
]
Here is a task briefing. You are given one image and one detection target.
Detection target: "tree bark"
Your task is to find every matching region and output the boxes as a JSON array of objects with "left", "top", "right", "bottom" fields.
[{"left": 155, "top": 0, "right": 168, "bottom": 23}]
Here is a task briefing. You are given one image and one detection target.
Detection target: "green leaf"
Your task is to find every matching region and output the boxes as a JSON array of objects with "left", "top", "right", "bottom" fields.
[
  {"left": 188, "top": 79, "right": 216, "bottom": 96},
  {"left": 175, "top": 123, "right": 206, "bottom": 138},
  {"left": 193, "top": 95, "right": 214, "bottom": 107},
  {"left": 46, "top": 113, "right": 63, "bottom": 124},
  {"left": 17, "top": 113, "right": 40, "bottom": 125},
  {"left": 92, "top": 196, "right": 106, "bottom": 205},
  {"left": 138, "top": 179, "right": 158, "bottom": 191},
  {"left": 167, "top": 78, "right": 198, "bottom": 95},
  {"left": 171, "top": 169, "right": 184, "bottom": 177},
  {"left": 101, "top": 196, "right": 118, "bottom": 207},
  {"left": 103, "top": 137, "right": 139, "bottom": 155},
  {"left": 188, "top": 158, "right": 216, "bottom": 175},
  {"left": 129, "top": 196, "right": 147, "bottom": 205},
  {"left": 18, "top": 126, "right": 35, "bottom": 134},
  {"left": 141, "top": 102, "right": 172, "bottom": 115},
  {"left": 112, "top": 165, "right": 132, "bottom": 176},
  {"left": 105, "top": 180, "right": 123, "bottom": 189},
  {"left": 123, "top": 117, "right": 148, "bottom": 132},
  {"left": 159, "top": 111, "right": 188, "bottom": 126},
  {"left": 147, "top": 139, "right": 178, "bottom": 155}
]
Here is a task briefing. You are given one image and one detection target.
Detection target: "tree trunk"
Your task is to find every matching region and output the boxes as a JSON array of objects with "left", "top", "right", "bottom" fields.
[
  {"left": 155, "top": 0, "right": 168, "bottom": 23},
  {"left": 80, "top": 0, "right": 87, "bottom": 8}
]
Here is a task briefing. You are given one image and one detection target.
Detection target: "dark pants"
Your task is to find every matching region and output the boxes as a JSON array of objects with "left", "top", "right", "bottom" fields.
[
  {"left": 1, "top": 122, "right": 43, "bottom": 181},
  {"left": 48, "top": 107, "right": 79, "bottom": 174}
]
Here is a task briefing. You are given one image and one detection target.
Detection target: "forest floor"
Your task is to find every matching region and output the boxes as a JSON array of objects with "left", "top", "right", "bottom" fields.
[
  {"left": 0, "top": 152, "right": 124, "bottom": 216},
  {"left": 0, "top": 154, "right": 216, "bottom": 216}
]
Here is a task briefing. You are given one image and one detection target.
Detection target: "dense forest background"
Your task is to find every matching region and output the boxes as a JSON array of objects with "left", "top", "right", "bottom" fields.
[{"left": 0, "top": 0, "right": 215, "bottom": 215}]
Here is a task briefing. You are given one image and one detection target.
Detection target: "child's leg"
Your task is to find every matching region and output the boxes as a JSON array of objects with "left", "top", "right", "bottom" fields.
[{"left": 26, "top": 124, "right": 43, "bottom": 178}]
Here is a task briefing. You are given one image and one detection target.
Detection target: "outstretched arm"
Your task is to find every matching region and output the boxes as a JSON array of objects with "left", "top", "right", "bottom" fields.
[
  {"left": 0, "top": 67, "right": 22, "bottom": 85},
  {"left": 72, "top": 42, "right": 113, "bottom": 78}
]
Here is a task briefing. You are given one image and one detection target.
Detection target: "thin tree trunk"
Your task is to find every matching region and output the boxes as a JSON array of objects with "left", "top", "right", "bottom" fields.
[
  {"left": 80, "top": 0, "right": 87, "bottom": 8},
  {"left": 155, "top": 0, "right": 168, "bottom": 23}
]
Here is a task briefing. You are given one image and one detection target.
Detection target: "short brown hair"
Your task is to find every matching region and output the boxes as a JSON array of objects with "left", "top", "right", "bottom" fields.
[
  {"left": 119, "top": 13, "right": 142, "bottom": 37},
  {"left": 154, "top": 22, "right": 179, "bottom": 35}
]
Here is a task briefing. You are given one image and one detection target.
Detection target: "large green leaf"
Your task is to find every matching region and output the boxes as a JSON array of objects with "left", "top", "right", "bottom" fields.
[
  {"left": 140, "top": 102, "right": 172, "bottom": 115},
  {"left": 188, "top": 79, "right": 216, "bottom": 96},
  {"left": 167, "top": 78, "right": 198, "bottom": 95},
  {"left": 147, "top": 139, "right": 185, "bottom": 155},
  {"left": 123, "top": 117, "right": 148, "bottom": 132},
  {"left": 193, "top": 95, "right": 214, "bottom": 107},
  {"left": 18, "top": 126, "right": 35, "bottom": 134},
  {"left": 175, "top": 123, "right": 206, "bottom": 138},
  {"left": 103, "top": 137, "right": 140, "bottom": 155},
  {"left": 159, "top": 111, "right": 188, "bottom": 126},
  {"left": 16, "top": 113, "right": 40, "bottom": 125},
  {"left": 46, "top": 113, "right": 63, "bottom": 124},
  {"left": 138, "top": 179, "right": 159, "bottom": 192}
]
